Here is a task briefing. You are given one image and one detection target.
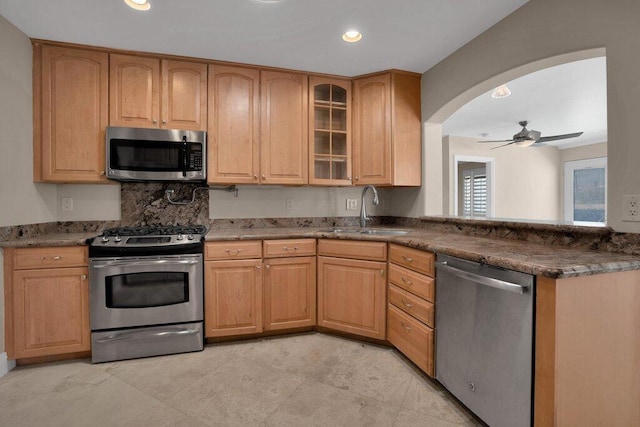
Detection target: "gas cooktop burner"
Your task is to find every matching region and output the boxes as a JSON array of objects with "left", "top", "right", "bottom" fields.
[{"left": 102, "top": 225, "right": 207, "bottom": 237}]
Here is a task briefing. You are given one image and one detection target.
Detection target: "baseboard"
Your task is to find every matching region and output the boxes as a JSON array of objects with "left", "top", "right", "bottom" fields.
[{"left": 0, "top": 352, "right": 16, "bottom": 378}]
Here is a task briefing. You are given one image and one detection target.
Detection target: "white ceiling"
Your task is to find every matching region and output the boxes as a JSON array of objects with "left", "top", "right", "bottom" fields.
[
  {"left": 442, "top": 57, "right": 608, "bottom": 149},
  {"left": 0, "top": 0, "right": 527, "bottom": 76}
]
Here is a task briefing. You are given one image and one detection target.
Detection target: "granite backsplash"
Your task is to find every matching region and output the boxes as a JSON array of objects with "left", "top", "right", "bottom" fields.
[{"left": 1, "top": 183, "right": 639, "bottom": 255}]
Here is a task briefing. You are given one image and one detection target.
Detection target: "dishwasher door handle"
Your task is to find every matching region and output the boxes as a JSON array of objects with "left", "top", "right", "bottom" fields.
[{"left": 437, "top": 261, "right": 528, "bottom": 294}]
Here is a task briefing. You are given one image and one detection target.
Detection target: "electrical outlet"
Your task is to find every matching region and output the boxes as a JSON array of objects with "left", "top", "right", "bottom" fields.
[
  {"left": 286, "top": 198, "right": 295, "bottom": 210},
  {"left": 622, "top": 195, "right": 640, "bottom": 221},
  {"left": 61, "top": 197, "right": 73, "bottom": 212},
  {"left": 346, "top": 199, "right": 358, "bottom": 210}
]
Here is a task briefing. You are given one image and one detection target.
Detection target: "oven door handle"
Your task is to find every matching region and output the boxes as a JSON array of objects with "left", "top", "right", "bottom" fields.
[
  {"left": 94, "top": 328, "right": 201, "bottom": 344},
  {"left": 92, "top": 259, "right": 200, "bottom": 268}
]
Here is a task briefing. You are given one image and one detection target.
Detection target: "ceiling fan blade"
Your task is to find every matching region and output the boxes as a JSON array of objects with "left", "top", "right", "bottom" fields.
[
  {"left": 477, "top": 139, "right": 514, "bottom": 143},
  {"left": 490, "top": 141, "right": 516, "bottom": 150},
  {"left": 537, "top": 132, "right": 583, "bottom": 143}
]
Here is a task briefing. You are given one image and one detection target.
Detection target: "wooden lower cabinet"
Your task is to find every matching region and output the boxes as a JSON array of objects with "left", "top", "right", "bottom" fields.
[
  {"left": 317, "top": 255, "right": 387, "bottom": 339},
  {"left": 263, "top": 256, "right": 316, "bottom": 330},
  {"left": 4, "top": 247, "right": 90, "bottom": 359},
  {"left": 204, "top": 259, "right": 263, "bottom": 337},
  {"left": 387, "top": 244, "right": 436, "bottom": 377}
]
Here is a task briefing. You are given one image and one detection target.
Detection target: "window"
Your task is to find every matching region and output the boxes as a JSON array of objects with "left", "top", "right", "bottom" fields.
[
  {"left": 564, "top": 157, "right": 607, "bottom": 225},
  {"left": 462, "top": 167, "right": 487, "bottom": 217}
]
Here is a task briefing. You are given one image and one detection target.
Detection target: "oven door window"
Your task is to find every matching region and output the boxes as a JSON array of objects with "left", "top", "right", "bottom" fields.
[
  {"left": 106, "top": 272, "right": 189, "bottom": 308},
  {"left": 110, "top": 140, "right": 184, "bottom": 172}
]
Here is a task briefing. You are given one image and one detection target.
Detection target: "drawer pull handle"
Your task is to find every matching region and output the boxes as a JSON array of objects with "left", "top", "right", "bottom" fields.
[
  {"left": 401, "top": 277, "right": 413, "bottom": 286},
  {"left": 401, "top": 299, "right": 413, "bottom": 309},
  {"left": 282, "top": 246, "right": 298, "bottom": 251},
  {"left": 225, "top": 249, "right": 242, "bottom": 256},
  {"left": 53, "top": 256, "right": 63, "bottom": 260},
  {"left": 402, "top": 256, "right": 413, "bottom": 263},
  {"left": 401, "top": 321, "right": 412, "bottom": 332}
]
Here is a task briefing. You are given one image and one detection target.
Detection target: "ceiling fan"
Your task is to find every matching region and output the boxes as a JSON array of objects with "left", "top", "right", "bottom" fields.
[{"left": 478, "top": 121, "right": 583, "bottom": 149}]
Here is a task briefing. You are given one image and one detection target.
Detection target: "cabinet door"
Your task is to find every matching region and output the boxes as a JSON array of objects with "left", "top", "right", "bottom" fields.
[
  {"left": 260, "top": 71, "right": 308, "bottom": 185},
  {"left": 263, "top": 256, "right": 316, "bottom": 331},
  {"left": 204, "top": 259, "right": 263, "bottom": 337},
  {"left": 37, "top": 45, "right": 108, "bottom": 183},
  {"left": 208, "top": 65, "right": 260, "bottom": 184},
  {"left": 309, "top": 77, "right": 352, "bottom": 186},
  {"left": 353, "top": 73, "right": 392, "bottom": 185},
  {"left": 162, "top": 60, "right": 207, "bottom": 131},
  {"left": 317, "top": 256, "right": 387, "bottom": 339},
  {"left": 10, "top": 267, "right": 90, "bottom": 359},
  {"left": 110, "top": 54, "right": 160, "bottom": 128}
]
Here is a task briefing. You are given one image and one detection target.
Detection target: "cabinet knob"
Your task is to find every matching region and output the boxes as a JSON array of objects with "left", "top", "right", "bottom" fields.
[
  {"left": 81, "top": 274, "right": 87, "bottom": 280},
  {"left": 401, "top": 277, "right": 413, "bottom": 286},
  {"left": 380, "top": 269, "right": 385, "bottom": 276},
  {"left": 53, "top": 256, "right": 63, "bottom": 261},
  {"left": 152, "top": 119, "right": 158, "bottom": 124},
  {"left": 100, "top": 171, "right": 105, "bottom": 176},
  {"left": 265, "top": 264, "right": 271, "bottom": 270},
  {"left": 255, "top": 265, "right": 261, "bottom": 270},
  {"left": 162, "top": 120, "right": 166, "bottom": 125},
  {"left": 253, "top": 175, "right": 258, "bottom": 180},
  {"left": 400, "top": 321, "right": 413, "bottom": 332},
  {"left": 355, "top": 176, "right": 359, "bottom": 181},
  {"left": 261, "top": 174, "right": 266, "bottom": 180}
]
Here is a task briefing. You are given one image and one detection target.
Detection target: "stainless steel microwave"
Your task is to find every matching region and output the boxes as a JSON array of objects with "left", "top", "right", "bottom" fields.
[{"left": 106, "top": 127, "right": 206, "bottom": 182}]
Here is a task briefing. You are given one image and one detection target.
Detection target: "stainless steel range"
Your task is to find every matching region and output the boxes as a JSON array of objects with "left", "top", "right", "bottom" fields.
[{"left": 88, "top": 225, "right": 206, "bottom": 363}]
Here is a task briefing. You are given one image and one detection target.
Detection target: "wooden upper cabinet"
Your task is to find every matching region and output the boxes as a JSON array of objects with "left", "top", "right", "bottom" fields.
[
  {"left": 208, "top": 65, "right": 260, "bottom": 184},
  {"left": 353, "top": 71, "right": 422, "bottom": 186},
  {"left": 309, "top": 77, "right": 352, "bottom": 186},
  {"left": 110, "top": 54, "right": 206, "bottom": 130},
  {"left": 260, "top": 71, "right": 308, "bottom": 185},
  {"left": 162, "top": 60, "right": 207, "bottom": 130},
  {"left": 35, "top": 45, "right": 109, "bottom": 183},
  {"left": 110, "top": 54, "right": 160, "bottom": 128}
]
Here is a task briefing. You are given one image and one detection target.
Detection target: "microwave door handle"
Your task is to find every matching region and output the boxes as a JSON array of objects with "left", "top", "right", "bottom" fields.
[{"left": 182, "top": 136, "right": 188, "bottom": 177}]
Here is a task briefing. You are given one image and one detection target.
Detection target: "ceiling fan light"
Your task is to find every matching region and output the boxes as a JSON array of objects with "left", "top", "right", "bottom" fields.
[
  {"left": 491, "top": 84, "right": 511, "bottom": 99},
  {"left": 124, "top": 0, "right": 151, "bottom": 11},
  {"left": 515, "top": 139, "right": 536, "bottom": 147}
]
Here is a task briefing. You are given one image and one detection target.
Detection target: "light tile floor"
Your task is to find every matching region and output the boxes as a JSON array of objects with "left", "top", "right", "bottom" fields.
[{"left": 0, "top": 332, "right": 482, "bottom": 426}]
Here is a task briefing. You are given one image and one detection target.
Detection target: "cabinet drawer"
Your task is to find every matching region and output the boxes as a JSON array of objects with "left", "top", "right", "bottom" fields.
[
  {"left": 205, "top": 241, "right": 262, "bottom": 260},
  {"left": 388, "top": 284, "right": 434, "bottom": 328},
  {"left": 13, "top": 246, "right": 88, "bottom": 270},
  {"left": 388, "top": 263, "right": 435, "bottom": 302},
  {"left": 389, "top": 244, "right": 434, "bottom": 276},
  {"left": 317, "top": 239, "right": 386, "bottom": 261},
  {"left": 263, "top": 239, "right": 316, "bottom": 258},
  {"left": 387, "top": 304, "right": 434, "bottom": 377}
]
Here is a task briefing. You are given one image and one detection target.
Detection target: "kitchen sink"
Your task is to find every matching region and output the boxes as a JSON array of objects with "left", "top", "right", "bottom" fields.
[
  {"left": 320, "top": 228, "right": 409, "bottom": 236},
  {"left": 357, "top": 229, "right": 409, "bottom": 235}
]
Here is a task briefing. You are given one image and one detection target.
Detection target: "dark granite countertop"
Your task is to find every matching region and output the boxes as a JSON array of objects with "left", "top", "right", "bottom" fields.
[
  {"left": 2, "top": 227, "right": 639, "bottom": 279},
  {"left": 204, "top": 226, "right": 640, "bottom": 279}
]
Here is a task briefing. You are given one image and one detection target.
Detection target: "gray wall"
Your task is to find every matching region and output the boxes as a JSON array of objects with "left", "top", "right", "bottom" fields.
[{"left": 414, "top": 0, "right": 640, "bottom": 232}]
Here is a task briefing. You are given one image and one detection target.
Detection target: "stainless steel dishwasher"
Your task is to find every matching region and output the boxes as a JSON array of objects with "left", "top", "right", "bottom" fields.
[{"left": 435, "top": 254, "right": 534, "bottom": 427}]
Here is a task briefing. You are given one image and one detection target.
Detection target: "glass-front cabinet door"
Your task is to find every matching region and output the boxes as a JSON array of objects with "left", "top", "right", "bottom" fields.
[{"left": 309, "top": 77, "right": 351, "bottom": 185}]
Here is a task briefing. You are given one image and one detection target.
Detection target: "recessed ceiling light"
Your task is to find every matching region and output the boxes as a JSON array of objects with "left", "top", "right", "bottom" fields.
[
  {"left": 124, "top": 0, "right": 151, "bottom": 11},
  {"left": 342, "top": 30, "right": 363, "bottom": 43},
  {"left": 491, "top": 84, "right": 511, "bottom": 98}
]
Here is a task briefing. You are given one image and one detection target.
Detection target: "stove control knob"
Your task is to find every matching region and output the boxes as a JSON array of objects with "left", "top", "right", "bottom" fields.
[
  {"left": 187, "top": 234, "right": 194, "bottom": 240},
  {"left": 114, "top": 236, "right": 122, "bottom": 243},
  {"left": 176, "top": 234, "right": 184, "bottom": 241},
  {"left": 101, "top": 236, "right": 109, "bottom": 243}
]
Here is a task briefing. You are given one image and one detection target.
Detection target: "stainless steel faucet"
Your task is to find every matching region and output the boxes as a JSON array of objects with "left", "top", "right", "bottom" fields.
[{"left": 359, "top": 185, "right": 379, "bottom": 228}]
